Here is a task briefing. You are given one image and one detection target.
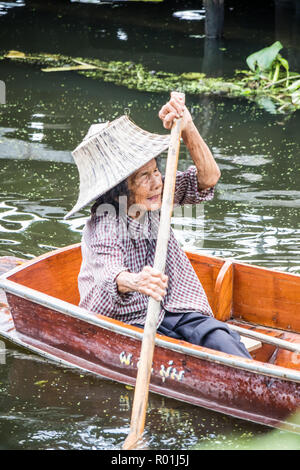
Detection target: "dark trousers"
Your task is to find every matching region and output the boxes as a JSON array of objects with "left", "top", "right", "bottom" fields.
[{"left": 135, "top": 310, "right": 252, "bottom": 359}]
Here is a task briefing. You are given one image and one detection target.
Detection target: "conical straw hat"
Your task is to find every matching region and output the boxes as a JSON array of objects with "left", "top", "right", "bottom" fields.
[{"left": 65, "top": 115, "right": 170, "bottom": 219}]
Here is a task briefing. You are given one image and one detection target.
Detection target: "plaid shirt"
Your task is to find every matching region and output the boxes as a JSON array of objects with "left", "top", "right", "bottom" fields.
[{"left": 78, "top": 166, "right": 214, "bottom": 326}]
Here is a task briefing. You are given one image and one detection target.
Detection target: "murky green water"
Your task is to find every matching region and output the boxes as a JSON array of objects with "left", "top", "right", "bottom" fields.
[
  {"left": 0, "top": 349, "right": 273, "bottom": 450},
  {"left": 0, "top": 0, "right": 300, "bottom": 450}
]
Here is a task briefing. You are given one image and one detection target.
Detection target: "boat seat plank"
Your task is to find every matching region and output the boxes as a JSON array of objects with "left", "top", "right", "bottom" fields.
[{"left": 240, "top": 335, "right": 262, "bottom": 352}]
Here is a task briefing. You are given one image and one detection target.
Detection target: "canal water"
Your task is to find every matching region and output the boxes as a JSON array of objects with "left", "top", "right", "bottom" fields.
[{"left": 0, "top": 0, "right": 299, "bottom": 450}]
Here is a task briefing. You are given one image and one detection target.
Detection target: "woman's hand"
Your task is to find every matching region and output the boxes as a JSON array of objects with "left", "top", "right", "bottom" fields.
[
  {"left": 158, "top": 91, "right": 192, "bottom": 131},
  {"left": 116, "top": 266, "right": 168, "bottom": 302},
  {"left": 158, "top": 91, "right": 221, "bottom": 189}
]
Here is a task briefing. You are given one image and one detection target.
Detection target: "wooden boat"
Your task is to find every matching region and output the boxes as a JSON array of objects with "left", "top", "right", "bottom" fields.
[{"left": 0, "top": 243, "right": 299, "bottom": 433}]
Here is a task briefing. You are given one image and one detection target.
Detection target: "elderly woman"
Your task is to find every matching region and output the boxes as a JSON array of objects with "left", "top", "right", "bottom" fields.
[{"left": 75, "top": 92, "right": 251, "bottom": 359}]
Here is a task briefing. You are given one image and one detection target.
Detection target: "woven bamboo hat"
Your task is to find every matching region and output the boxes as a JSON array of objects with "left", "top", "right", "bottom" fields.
[{"left": 65, "top": 115, "right": 170, "bottom": 219}]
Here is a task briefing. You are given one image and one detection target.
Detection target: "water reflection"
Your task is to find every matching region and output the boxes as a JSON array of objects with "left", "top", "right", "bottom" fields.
[
  {"left": 116, "top": 28, "right": 128, "bottom": 41},
  {"left": 0, "top": 1, "right": 24, "bottom": 17},
  {"left": 173, "top": 10, "right": 206, "bottom": 21}
]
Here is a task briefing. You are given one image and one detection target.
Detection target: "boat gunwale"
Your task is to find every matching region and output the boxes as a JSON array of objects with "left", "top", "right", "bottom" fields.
[{"left": 1, "top": 276, "right": 300, "bottom": 384}]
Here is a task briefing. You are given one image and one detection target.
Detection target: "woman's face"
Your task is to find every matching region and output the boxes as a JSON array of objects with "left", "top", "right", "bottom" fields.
[{"left": 127, "top": 159, "right": 163, "bottom": 216}]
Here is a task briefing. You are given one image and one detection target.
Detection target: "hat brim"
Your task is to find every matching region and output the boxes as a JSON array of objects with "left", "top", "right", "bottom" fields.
[{"left": 64, "top": 116, "right": 170, "bottom": 219}]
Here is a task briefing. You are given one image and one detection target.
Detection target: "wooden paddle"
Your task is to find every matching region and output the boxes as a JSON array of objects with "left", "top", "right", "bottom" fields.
[{"left": 122, "top": 104, "right": 184, "bottom": 450}]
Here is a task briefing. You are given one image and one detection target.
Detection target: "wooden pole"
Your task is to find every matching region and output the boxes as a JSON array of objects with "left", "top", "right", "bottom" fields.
[
  {"left": 122, "top": 115, "right": 183, "bottom": 451},
  {"left": 204, "top": 0, "right": 224, "bottom": 39}
]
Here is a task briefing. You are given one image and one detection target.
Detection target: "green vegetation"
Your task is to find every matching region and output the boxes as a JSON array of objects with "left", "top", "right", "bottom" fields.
[
  {"left": 246, "top": 41, "right": 289, "bottom": 83},
  {"left": 1, "top": 43, "right": 300, "bottom": 115},
  {"left": 237, "top": 41, "right": 300, "bottom": 114}
]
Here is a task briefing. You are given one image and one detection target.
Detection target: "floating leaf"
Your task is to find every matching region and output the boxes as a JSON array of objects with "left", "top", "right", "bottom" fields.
[
  {"left": 42, "top": 64, "right": 99, "bottom": 72},
  {"left": 179, "top": 72, "right": 205, "bottom": 80},
  {"left": 5, "top": 50, "right": 26, "bottom": 58},
  {"left": 34, "top": 380, "right": 48, "bottom": 386}
]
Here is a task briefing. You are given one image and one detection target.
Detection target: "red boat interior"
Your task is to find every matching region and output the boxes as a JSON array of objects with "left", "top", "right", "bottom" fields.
[{"left": 3, "top": 244, "right": 300, "bottom": 371}]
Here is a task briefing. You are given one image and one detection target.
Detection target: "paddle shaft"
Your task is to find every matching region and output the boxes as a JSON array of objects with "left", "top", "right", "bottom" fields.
[{"left": 123, "top": 117, "right": 183, "bottom": 450}]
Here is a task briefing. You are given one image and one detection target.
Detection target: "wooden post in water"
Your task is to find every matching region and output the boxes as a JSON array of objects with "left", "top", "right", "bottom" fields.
[{"left": 204, "top": 0, "right": 224, "bottom": 39}]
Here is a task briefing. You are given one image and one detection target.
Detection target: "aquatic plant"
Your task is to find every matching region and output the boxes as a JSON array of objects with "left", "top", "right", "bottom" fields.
[
  {"left": 236, "top": 41, "right": 300, "bottom": 114},
  {"left": 246, "top": 41, "right": 289, "bottom": 85},
  {"left": 1, "top": 46, "right": 300, "bottom": 115}
]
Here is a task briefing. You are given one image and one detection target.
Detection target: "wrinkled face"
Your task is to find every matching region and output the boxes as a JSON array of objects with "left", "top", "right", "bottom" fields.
[{"left": 127, "top": 158, "right": 163, "bottom": 217}]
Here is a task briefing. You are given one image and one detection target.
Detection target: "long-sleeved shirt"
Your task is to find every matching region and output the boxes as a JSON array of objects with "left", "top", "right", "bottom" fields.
[{"left": 78, "top": 165, "right": 214, "bottom": 326}]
